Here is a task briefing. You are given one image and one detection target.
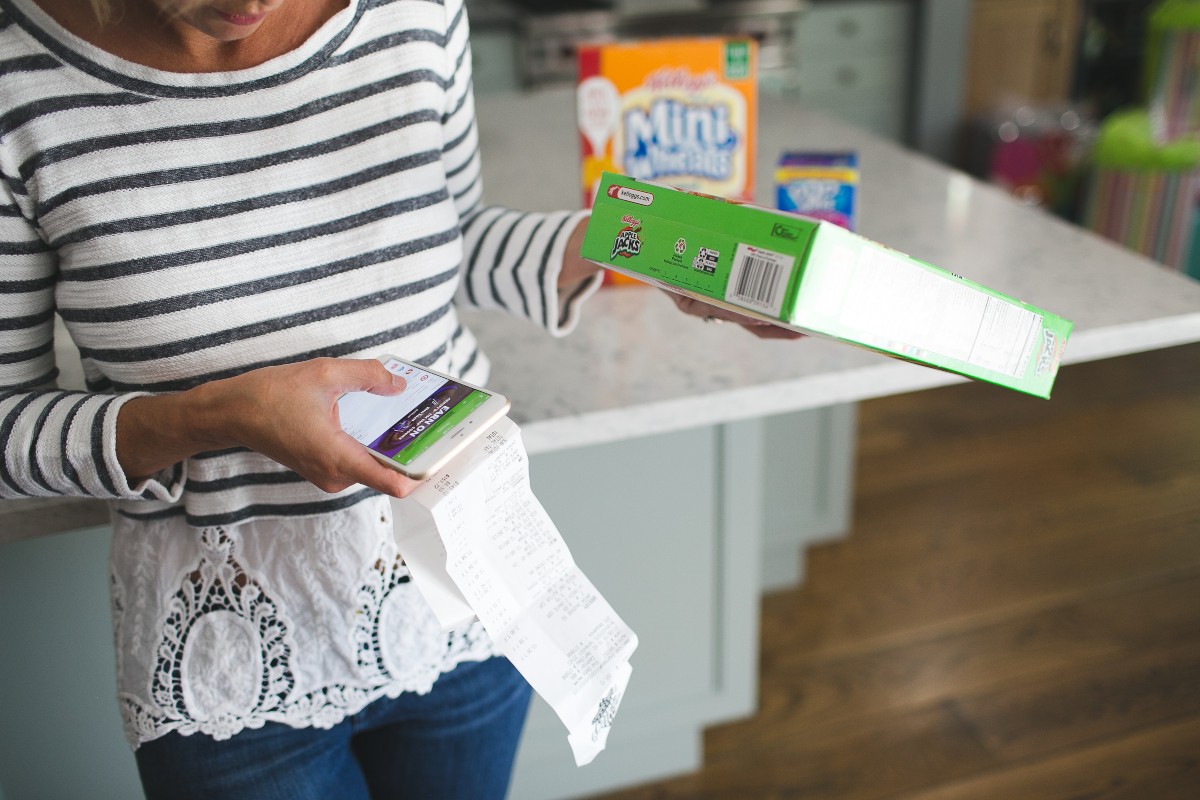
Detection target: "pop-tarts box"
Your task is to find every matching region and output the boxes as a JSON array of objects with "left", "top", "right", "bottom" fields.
[
  {"left": 581, "top": 172, "right": 1073, "bottom": 398},
  {"left": 775, "top": 152, "right": 858, "bottom": 231}
]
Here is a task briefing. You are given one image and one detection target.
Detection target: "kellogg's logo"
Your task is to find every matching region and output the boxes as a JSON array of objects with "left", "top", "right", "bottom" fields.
[
  {"left": 611, "top": 223, "right": 642, "bottom": 260},
  {"left": 607, "top": 185, "right": 654, "bottom": 206}
]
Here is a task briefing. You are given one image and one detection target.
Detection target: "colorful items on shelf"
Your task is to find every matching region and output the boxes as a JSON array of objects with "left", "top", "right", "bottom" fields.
[
  {"left": 1081, "top": 109, "right": 1200, "bottom": 273},
  {"left": 1146, "top": 0, "right": 1200, "bottom": 142},
  {"left": 966, "top": 105, "right": 1094, "bottom": 218},
  {"left": 1081, "top": 2, "right": 1200, "bottom": 277}
]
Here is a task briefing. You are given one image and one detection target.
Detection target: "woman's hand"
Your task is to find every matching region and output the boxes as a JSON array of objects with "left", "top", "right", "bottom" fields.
[
  {"left": 666, "top": 292, "right": 807, "bottom": 340},
  {"left": 558, "top": 217, "right": 605, "bottom": 289},
  {"left": 117, "top": 358, "right": 424, "bottom": 498}
]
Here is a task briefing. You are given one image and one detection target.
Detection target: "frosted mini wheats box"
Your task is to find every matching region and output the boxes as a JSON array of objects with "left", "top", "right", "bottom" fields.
[{"left": 580, "top": 173, "right": 1073, "bottom": 398}]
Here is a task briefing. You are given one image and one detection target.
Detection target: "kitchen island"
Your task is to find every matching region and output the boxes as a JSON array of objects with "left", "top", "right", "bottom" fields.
[{"left": 2, "top": 89, "right": 1199, "bottom": 800}]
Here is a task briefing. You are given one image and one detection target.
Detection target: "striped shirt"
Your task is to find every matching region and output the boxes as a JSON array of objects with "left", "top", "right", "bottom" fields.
[
  {"left": 0, "top": 0, "right": 594, "bottom": 527},
  {"left": 1, "top": 0, "right": 599, "bottom": 749}
]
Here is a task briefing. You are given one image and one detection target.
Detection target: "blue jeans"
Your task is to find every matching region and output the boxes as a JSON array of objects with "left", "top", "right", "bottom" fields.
[{"left": 134, "top": 656, "right": 532, "bottom": 800}]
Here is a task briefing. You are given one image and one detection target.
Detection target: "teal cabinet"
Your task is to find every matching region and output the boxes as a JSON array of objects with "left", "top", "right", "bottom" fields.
[
  {"left": 509, "top": 409, "right": 856, "bottom": 799},
  {"left": 778, "top": 0, "right": 916, "bottom": 142}
]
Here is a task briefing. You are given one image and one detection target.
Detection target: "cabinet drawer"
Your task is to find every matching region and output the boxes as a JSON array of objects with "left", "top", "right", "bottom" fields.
[
  {"left": 797, "top": 0, "right": 913, "bottom": 58},
  {"left": 795, "top": 50, "right": 909, "bottom": 98}
]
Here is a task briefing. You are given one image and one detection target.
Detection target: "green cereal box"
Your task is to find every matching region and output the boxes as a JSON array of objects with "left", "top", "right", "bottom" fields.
[{"left": 581, "top": 172, "right": 1073, "bottom": 398}]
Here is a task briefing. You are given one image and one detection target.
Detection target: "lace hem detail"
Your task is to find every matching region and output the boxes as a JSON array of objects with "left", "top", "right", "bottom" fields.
[
  {"left": 117, "top": 525, "right": 495, "bottom": 749},
  {"left": 119, "top": 647, "right": 494, "bottom": 750}
]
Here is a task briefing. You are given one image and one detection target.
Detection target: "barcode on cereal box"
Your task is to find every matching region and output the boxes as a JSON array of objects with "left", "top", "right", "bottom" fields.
[{"left": 726, "top": 243, "right": 793, "bottom": 316}]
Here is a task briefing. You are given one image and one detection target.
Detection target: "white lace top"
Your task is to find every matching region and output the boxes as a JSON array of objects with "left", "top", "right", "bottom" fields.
[
  {"left": 0, "top": 0, "right": 598, "bottom": 747},
  {"left": 110, "top": 495, "right": 496, "bottom": 747}
]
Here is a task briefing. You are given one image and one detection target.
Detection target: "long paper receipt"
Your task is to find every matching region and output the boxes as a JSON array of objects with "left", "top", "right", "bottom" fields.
[{"left": 391, "top": 417, "right": 638, "bottom": 766}]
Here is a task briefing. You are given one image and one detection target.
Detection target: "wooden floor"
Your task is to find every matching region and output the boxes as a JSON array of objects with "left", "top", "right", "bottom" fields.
[{"left": 590, "top": 341, "right": 1200, "bottom": 800}]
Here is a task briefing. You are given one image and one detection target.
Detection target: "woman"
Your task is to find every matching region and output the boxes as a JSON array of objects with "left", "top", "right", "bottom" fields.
[{"left": 0, "top": 0, "right": 786, "bottom": 796}]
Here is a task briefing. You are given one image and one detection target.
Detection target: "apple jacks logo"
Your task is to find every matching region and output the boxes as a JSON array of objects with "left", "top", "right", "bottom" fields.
[
  {"left": 611, "top": 215, "right": 643, "bottom": 260},
  {"left": 1035, "top": 329, "right": 1060, "bottom": 376}
]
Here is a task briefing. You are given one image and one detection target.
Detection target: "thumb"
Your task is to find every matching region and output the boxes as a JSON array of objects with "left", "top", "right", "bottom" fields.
[{"left": 340, "top": 359, "right": 407, "bottom": 396}]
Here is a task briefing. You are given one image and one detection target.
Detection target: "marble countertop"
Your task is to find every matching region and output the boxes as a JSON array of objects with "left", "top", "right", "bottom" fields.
[
  {"left": 464, "top": 89, "right": 1200, "bottom": 452},
  {"left": 5, "top": 88, "right": 1200, "bottom": 542}
]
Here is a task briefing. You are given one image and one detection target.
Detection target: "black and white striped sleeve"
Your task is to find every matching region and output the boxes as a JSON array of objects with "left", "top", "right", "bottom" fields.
[
  {"left": 441, "top": 0, "right": 600, "bottom": 336},
  {"left": 0, "top": 169, "right": 184, "bottom": 502}
]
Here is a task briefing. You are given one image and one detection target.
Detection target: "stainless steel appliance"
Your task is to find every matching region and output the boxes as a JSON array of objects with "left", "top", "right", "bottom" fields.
[{"left": 507, "top": 0, "right": 808, "bottom": 87}]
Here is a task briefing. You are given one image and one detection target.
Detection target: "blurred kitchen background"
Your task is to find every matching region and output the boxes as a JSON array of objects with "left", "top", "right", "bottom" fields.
[
  {"left": 465, "top": 0, "right": 1148, "bottom": 155},
  {"left": 468, "top": 0, "right": 1200, "bottom": 277},
  {"left": 469, "top": 0, "right": 917, "bottom": 144}
]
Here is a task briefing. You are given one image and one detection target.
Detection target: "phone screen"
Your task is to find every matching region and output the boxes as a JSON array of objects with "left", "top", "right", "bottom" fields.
[{"left": 338, "top": 358, "right": 492, "bottom": 467}]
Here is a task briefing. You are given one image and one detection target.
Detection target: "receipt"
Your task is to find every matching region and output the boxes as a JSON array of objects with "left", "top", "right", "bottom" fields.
[{"left": 391, "top": 417, "right": 638, "bottom": 766}]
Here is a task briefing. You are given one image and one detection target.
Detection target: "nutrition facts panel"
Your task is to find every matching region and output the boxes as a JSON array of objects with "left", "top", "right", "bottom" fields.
[{"left": 816, "top": 245, "right": 1042, "bottom": 378}]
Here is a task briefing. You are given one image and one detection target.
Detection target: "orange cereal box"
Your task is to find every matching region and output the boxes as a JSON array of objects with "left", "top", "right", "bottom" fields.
[{"left": 577, "top": 38, "right": 758, "bottom": 210}]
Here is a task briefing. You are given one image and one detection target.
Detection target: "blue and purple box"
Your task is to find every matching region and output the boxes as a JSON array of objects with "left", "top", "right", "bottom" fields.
[{"left": 775, "top": 152, "right": 858, "bottom": 231}]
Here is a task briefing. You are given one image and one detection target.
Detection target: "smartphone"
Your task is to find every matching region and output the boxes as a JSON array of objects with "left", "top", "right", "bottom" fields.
[{"left": 337, "top": 355, "right": 510, "bottom": 480}]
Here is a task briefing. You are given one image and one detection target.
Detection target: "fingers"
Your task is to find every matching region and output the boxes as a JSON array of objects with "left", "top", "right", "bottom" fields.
[
  {"left": 318, "top": 436, "right": 424, "bottom": 498},
  {"left": 740, "top": 324, "right": 807, "bottom": 340},
  {"left": 349, "top": 452, "right": 424, "bottom": 499},
  {"left": 318, "top": 357, "right": 406, "bottom": 396},
  {"left": 666, "top": 291, "right": 806, "bottom": 338},
  {"left": 213, "top": 358, "right": 420, "bottom": 497},
  {"left": 669, "top": 292, "right": 737, "bottom": 322},
  {"left": 666, "top": 293, "right": 709, "bottom": 317}
]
